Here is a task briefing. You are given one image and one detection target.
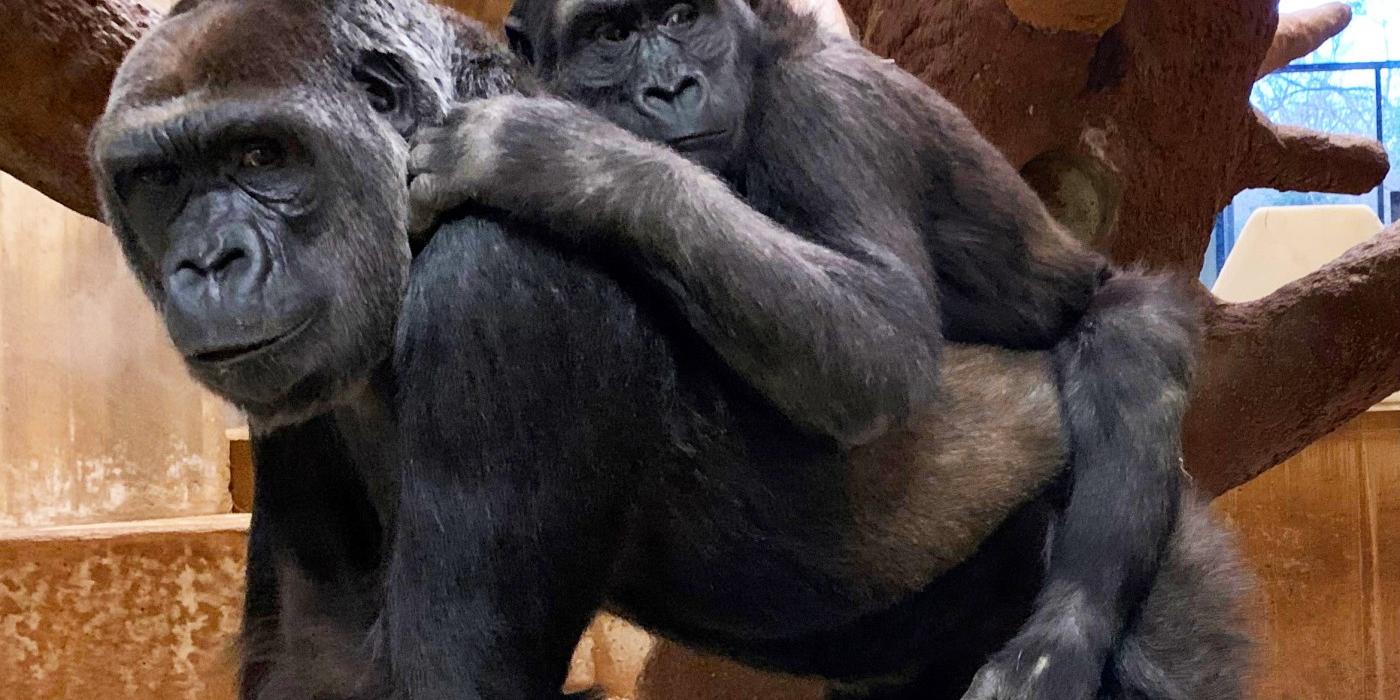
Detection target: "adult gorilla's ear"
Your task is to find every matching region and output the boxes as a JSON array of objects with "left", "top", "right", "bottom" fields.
[
  {"left": 168, "top": 0, "right": 204, "bottom": 15},
  {"left": 504, "top": 16, "right": 535, "bottom": 65},
  {"left": 353, "top": 50, "right": 419, "bottom": 137}
]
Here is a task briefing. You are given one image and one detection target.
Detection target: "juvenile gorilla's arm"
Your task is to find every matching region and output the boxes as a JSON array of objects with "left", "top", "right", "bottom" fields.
[
  {"left": 769, "top": 36, "right": 1109, "bottom": 350},
  {"left": 409, "top": 96, "right": 942, "bottom": 447},
  {"left": 757, "top": 36, "right": 1190, "bottom": 699},
  {"left": 756, "top": 35, "right": 1189, "bottom": 700}
]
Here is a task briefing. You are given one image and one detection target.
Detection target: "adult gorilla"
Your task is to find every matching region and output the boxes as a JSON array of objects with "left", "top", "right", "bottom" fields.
[{"left": 88, "top": 0, "right": 1249, "bottom": 698}]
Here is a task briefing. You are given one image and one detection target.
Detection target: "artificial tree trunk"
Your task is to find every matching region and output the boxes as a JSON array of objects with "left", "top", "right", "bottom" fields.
[{"left": 0, "top": 0, "right": 1391, "bottom": 495}]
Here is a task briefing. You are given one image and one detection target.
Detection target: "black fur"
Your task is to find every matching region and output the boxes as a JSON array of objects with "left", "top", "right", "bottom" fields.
[
  {"left": 86, "top": 1, "right": 1250, "bottom": 698},
  {"left": 405, "top": 0, "right": 1207, "bottom": 696}
]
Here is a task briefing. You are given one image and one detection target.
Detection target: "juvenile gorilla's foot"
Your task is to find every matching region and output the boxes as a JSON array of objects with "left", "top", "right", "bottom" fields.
[{"left": 960, "top": 636, "right": 1104, "bottom": 700}]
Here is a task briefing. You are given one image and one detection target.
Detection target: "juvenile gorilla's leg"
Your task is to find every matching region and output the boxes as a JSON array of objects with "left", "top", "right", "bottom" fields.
[
  {"left": 239, "top": 417, "right": 386, "bottom": 700},
  {"left": 1105, "top": 496, "right": 1253, "bottom": 700},
  {"left": 382, "top": 220, "right": 657, "bottom": 699},
  {"left": 963, "top": 273, "right": 1200, "bottom": 699},
  {"left": 832, "top": 497, "right": 1249, "bottom": 700}
]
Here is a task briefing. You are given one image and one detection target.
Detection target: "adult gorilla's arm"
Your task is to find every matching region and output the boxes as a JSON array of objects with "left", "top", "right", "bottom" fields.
[
  {"left": 410, "top": 96, "right": 942, "bottom": 447},
  {"left": 239, "top": 417, "right": 386, "bottom": 699}
]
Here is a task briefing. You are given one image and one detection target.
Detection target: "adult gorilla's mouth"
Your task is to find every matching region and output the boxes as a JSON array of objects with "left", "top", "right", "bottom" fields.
[
  {"left": 667, "top": 130, "right": 728, "bottom": 150},
  {"left": 187, "top": 316, "right": 315, "bottom": 365}
]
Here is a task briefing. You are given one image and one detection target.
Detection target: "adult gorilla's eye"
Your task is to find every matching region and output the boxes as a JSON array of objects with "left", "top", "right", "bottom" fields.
[
  {"left": 240, "top": 141, "right": 285, "bottom": 170},
  {"left": 663, "top": 3, "right": 697, "bottom": 26},
  {"left": 132, "top": 163, "right": 180, "bottom": 187},
  {"left": 113, "top": 160, "right": 182, "bottom": 207},
  {"left": 595, "top": 21, "right": 633, "bottom": 43}
]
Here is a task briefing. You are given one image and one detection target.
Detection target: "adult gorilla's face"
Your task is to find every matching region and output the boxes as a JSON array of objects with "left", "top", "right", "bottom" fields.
[
  {"left": 89, "top": 0, "right": 422, "bottom": 424},
  {"left": 517, "top": 0, "right": 757, "bottom": 175}
]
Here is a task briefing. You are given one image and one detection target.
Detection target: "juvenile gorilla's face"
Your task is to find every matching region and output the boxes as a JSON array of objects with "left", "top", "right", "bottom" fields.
[
  {"left": 527, "top": 0, "right": 756, "bottom": 174},
  {"left": 90, "top": 0, "right": 421, "bottom": 423}
]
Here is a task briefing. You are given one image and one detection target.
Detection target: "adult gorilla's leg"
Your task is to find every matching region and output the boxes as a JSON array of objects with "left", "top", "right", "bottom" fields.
[{"left": 382, "top": 219, "right": 658, "bottom": 699}]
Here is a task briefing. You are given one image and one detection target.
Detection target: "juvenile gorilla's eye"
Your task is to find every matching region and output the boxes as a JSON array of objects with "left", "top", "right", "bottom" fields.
[
  {"left": 595, "top": 22, "right": 633, "bottom": 43},
  {"left": 663, "top": 3, "right": 697, "bottom": 26},
  {"left": 366, "top": 82, "right": 396, "bottom": 114},
  {"left": 240, "top": 141, "right": 285, "bottom": 170}
]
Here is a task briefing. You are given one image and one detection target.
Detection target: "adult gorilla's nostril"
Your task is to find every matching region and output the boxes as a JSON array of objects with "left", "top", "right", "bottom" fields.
[
  {"left": 673, "top": 76, "right": 700, "bottom": 97},
  {"left": 643, "top": 75, "right": 703, "bottom": 106},
  {"left": 207, "top": 246, "right": 250, "bottom": 278},
  {"left": 173, "top": 244, "right": 249, "bottom": 278}
]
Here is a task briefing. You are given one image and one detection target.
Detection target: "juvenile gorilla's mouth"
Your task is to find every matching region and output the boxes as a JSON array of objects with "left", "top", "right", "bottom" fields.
[
  {"left": 667, "top": 130, "right": 728, "bottom": 150},
  {"left": 187, "top": 316, "right": 314, "bottom": 365}
]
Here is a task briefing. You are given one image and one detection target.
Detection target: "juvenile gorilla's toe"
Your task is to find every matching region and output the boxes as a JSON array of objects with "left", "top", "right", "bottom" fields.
[{"left": 961, "top": 642, "right": 1103, "bottom": 700}]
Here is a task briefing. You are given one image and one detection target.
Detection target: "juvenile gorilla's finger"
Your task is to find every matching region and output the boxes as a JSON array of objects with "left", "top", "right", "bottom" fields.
[
  {"left": 408, "top": 137, "right": 449, "bottom": 177},
  {"left": 407, "top": 174, "right": 455, "bottom": 236}
]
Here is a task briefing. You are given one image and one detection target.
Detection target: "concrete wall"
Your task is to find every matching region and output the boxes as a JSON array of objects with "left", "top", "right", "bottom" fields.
[{"left": 0, "top": 174, "right": 231, "bottom": 528}]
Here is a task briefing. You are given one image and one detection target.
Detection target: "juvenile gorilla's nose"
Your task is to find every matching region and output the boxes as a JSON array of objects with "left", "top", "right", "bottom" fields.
[{"left": 164, "top": 227, "right": 268, "bottom": 309}]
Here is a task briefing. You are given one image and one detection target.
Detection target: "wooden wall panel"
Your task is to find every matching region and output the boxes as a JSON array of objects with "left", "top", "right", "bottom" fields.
[
  {"left": 0, "top": 516, "right": 247, "bottom": 700},
  {"left": 1359, "top": 420, "right": 1400, "bottom": 697},
  {"left": 1215, "top": 412, "right": 1400, "bottom": 700},
  {"left": 0, "top": 174, "right": 230, "bottom": 527}
]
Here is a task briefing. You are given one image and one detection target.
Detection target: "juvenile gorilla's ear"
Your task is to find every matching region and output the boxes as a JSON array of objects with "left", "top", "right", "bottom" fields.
[
  {"left": 504, "top": 16, "right": 535, "bottom": 65},
  {"left": 353, "top": 50, "right": 419, "bottom": 137}
]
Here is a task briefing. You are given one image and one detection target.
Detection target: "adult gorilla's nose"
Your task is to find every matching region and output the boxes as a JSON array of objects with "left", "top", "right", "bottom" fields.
[
  {"left": 161, "top": 224, "right": 302, "bottom": 366},
  {"left": 164, "top": 226, "right": 269, "bottom": 310}
]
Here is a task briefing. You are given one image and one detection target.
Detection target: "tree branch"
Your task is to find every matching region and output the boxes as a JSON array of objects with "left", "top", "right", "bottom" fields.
[
  {"left": 1187, "top": 223, "right": 1400, "bottom": 495},
  {"left": 1237, "top": 108, "right": 1391, "bottom": 195},
  {"left": 0, "top": 0, "right": 159, "bottom": 219},
  {"left": 1257, "top": 2, "right": 1353, "bottom": 78}
]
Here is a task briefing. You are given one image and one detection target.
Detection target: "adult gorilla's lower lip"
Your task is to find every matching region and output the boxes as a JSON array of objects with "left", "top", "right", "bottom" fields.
[
  {"left": 188, "top": 316, "right": 314, "bottom": 365},
  {"left": 668, "top": 131, "right": 727, "bottom": 149}
]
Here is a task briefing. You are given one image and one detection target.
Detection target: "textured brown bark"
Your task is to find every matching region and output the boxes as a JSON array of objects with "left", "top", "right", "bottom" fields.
[
  {"left": 1186, "top": 224, "right": 1400, "bottom": 495},
  {"left": 0, "top": 0, "right": 159, "bottom": 218},
  {"left": 0, "top": 0, "right": 1393, "bottom": 499},
  {"left": 1257, "top": 2, "right": 1354, "bottom": 78},
  {"left": 1242, "top": 110, "right": 1391, "bottom": 195}
]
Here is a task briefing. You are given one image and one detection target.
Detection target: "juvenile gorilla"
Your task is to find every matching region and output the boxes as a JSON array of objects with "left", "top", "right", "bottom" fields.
[
  {"left": 88, "top": 0, "right": 1250, "bottom": 698},
  {"left": 408, "top": 0, "right": 1199, "bottom": 696}
]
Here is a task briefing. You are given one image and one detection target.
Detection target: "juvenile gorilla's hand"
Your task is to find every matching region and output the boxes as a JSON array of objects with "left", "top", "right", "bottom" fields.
[
  {"left": 409, "top": 95, "right": 573, "bottom": 235},
  {"left": 407, "top": 94, "right": 659, "bottom": 239}
]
